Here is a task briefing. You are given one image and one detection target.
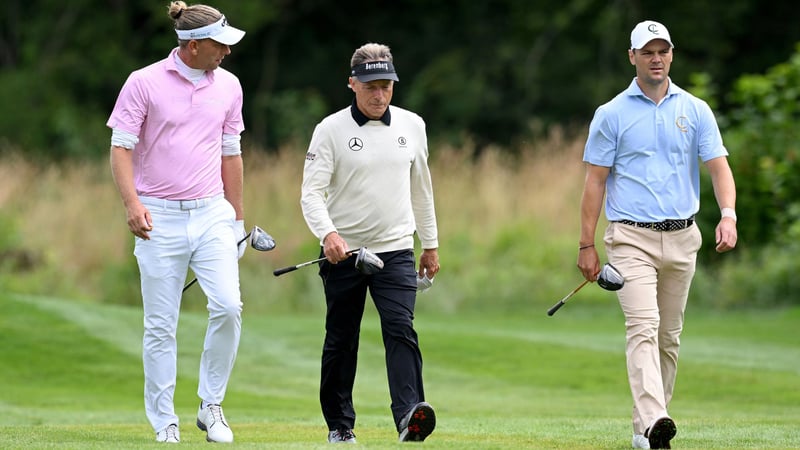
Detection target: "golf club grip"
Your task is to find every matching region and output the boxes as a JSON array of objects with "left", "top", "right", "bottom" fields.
[
  {"left": 273, "top": 266, "right": 299, "bottom": 276},
  {"left": 547, "top": 301, "right": 565, "bottom": 316},
  {"left": 183, "top": 231, "right": 254, "bottom": 292},
  {"left": 182, "top": 278, "right": 198, "bottom": 292}
]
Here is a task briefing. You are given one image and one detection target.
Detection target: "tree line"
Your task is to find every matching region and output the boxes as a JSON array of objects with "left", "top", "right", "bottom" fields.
[
  {"left": 1, "top": 0, "right": 799, "bottom": 304},
  {"left": 1, "top": 0, "right": 800, "bottom": 158}
]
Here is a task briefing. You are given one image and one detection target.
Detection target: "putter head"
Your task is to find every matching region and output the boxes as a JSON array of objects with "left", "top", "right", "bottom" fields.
[
  {"left": 354, "top": 247, "right": 384, "bottom": 274},
  {"left": 597, "top": 263, "right": 624, "bottom": 291},
  {"left": 250, "top": 226, "right": 276, "bottom": 251}
]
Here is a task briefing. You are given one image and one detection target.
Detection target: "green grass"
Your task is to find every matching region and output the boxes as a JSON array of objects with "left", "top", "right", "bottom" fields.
[{"left": 2, "top": 293, "right": 798, "bottom": 449}]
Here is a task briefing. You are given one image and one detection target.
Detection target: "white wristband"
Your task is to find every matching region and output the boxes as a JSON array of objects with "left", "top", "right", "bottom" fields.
[{"left": 721, "top": 207, "right": 737, "bottom": 221}]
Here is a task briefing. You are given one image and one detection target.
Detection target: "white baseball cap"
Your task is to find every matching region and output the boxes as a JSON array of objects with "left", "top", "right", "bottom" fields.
[
  {"left": 630, "top": 20, "right": 673, "bottom": 50},
  {"left": 175, "top": 16, "right": 245, "bottom": 46}
]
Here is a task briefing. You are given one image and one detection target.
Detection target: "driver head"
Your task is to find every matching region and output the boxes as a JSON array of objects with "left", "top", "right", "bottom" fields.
[
  {"left": 250, "top": 226, "right": 276, "bottom": 251},
  {"left": 597, "top": 263, "right": 624, "bottom": 291},
  {"left": 354, "top": 247, "right": 384, "bottom": 274}
]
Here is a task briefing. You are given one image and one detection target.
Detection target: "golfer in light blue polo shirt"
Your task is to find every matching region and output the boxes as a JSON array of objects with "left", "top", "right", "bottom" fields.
[
  {"left": 584, "top": 80, "right": 729, "bottom": 223},
  {"left": 575, "top": 20, "right": 738, "bottom": 450}
]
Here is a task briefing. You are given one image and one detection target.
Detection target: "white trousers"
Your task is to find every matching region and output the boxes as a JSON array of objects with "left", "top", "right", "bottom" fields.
[
  {"left": 135, "top": 194, "right": 242, "bottom": 433},
  {"left": 604, "top": 222, "right": 702, "bottom": 435}
]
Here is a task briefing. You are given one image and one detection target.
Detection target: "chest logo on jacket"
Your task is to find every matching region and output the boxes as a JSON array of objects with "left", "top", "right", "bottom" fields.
[{"left": 348, "top": 137, "right": 364, "bottom": 151}]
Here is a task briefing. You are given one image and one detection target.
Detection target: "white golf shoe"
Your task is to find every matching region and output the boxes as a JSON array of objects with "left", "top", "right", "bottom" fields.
[
  {"left": 632, "top": 434, "right": 650, "bottom": 448},
  {"left": 155, "top": 423, "right": 180, "bottom": 443},
  {"left": 327, "top": 428, "right": 357, "bottom": 443},
  {"left": 196, "top": 403, "right": 234, "bottom": 443}
]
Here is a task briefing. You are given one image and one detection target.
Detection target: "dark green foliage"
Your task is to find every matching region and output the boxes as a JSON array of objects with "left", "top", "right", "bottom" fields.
[
  {"left": 700, "top": 44, "right": 800, "bottom": 258},
  {"left": 724, "top": 45, "right": 800, "bottom": 249},
  {"left": 2, "top": 0, "right": 800, "bottom": 157},
  {"left": 690, "top": 45, "right": 800, "bottom": 307}
]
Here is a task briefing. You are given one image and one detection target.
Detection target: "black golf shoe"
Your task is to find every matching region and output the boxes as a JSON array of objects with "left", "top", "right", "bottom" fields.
[
  {"left": 398, "top": 402, "right": 436, "bottom": 442},
  {"left": 645, "top": 416, "right": 676, "bottom": 449}
]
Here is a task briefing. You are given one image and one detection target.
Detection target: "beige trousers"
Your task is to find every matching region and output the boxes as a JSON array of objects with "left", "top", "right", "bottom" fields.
[{"left": 604, "top": 222, "right": 702, "bottom": 434}]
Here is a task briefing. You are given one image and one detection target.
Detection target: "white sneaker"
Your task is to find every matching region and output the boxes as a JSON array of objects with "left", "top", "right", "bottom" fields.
[
  {"left": 196, "top": 403, "right": 234, "bottom": 443},
  {"left": 155, "top": 423, "right": 180, "bottom": 443},
  {"left": 632, "top": 434, "right": 650, "bottom": 449}
]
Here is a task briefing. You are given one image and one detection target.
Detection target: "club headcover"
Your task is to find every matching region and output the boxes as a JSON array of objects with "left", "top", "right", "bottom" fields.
[
  {"left": 354, "top": 247, "right": 384, "bottom": 274},
  {"left": 597, "top": 263, "right": 625, "bottom": 291}
]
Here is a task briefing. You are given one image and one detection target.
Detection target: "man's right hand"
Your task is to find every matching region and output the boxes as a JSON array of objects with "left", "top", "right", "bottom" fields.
[
  {"left": 322, "top": 231, "right": 348, "bottom": 263},
  {"left": 127, "top": 201, "right": 153, "bottom": 239},
  {"left": 577, "top": 245, "right": 600, "bottom": 282}
]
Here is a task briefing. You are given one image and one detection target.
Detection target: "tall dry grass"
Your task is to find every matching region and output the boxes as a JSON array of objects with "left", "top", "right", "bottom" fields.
[{"left": 1, "top": 131, "right": 589, "bottom": 308}]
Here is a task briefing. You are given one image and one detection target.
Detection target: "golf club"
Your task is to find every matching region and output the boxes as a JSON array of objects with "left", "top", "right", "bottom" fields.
[
  {"left": 354, "top": 247, "right": 385, "bottom": 274},
  {"left": 183, "top": 225, "right": 276, "bottom": 292},
  {"left": 546, "top": 279, "right": 590, "bottom": 316},
  {"left": 597, "top": 262, "right": 625, "bottom": 291},
  {"left": 273, "top": 247, "right": 384, "bottom": 276},
  {"left": 547, "top": 263, "right": 625, "bottom": 316}
]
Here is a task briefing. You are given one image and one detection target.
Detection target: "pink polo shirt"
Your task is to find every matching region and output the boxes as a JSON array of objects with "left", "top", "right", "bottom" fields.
[{"left": 107, "top": 47, "right": 244, "bottom": 200}]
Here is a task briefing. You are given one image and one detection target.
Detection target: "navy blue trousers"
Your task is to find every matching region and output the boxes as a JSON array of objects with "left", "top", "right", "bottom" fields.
[{"left": 317, "top": 249, "right": 425, "bottom": 431}]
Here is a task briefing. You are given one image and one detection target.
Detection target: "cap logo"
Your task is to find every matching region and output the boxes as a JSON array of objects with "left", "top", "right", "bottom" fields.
[
  {"left": 350, "top": 61, "right": 399, "bottom": 82},
  {"left": 631, "top": 20, "right": 673, "bottom": 50},
  {"left": 176, "top": 16, "right": 227, "bottom": 40},
  {"left": 366, "top": 62, "right": 388, "bottom": 71}
]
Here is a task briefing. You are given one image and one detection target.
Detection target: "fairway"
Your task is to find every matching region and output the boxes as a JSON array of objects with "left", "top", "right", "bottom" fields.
[{"left": 2, "top": 293, "right": 798, "bottom": 449}]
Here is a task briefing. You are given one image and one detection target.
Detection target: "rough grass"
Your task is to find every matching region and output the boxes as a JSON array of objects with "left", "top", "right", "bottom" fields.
[{"left": 0, "top": 132, "right": 592, "bottom": 312}]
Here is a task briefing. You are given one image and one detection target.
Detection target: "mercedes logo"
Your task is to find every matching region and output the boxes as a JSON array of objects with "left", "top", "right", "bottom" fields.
[{"left": 348, "top": 137, "right": 364, "bottom": 151}]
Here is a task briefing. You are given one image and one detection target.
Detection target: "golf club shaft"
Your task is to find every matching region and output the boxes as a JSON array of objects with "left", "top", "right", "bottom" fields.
[
  {"left": 547, "top": 279, "right": 590, "bottom": 316},
  {"left": 273, "top": 249, "right": 358, "bottom": 277},
  {"left": 182, "top": 231, "right": 251, "bottom": 292}
]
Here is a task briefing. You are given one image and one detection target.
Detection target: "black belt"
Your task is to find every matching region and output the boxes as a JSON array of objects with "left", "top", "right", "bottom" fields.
[{"left": 617, "top": 218, "right": 694, "bottom": 232}]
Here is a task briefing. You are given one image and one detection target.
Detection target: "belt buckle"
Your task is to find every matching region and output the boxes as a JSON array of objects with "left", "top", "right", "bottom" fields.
[{"left": 180, "top": 199, "right": 199, "bottom": 210}]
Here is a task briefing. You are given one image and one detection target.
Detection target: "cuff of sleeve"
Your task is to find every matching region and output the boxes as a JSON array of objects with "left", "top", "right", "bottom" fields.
[{"left": 421, "top": 240, "right": 439, "bottom": 250}]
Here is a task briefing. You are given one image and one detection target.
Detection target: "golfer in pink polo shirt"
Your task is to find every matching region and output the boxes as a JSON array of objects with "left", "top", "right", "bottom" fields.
[{"left": 108, "top": 1, "right": 246, "bottom": 443}]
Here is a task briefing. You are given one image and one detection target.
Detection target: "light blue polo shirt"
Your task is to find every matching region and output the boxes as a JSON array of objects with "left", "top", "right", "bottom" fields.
[{"left": 583, "top": 78, "right": 728, "bottom": 222}]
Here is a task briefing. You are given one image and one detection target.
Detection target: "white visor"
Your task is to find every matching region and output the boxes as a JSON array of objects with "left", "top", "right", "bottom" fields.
[{"left": 175, "top": 16, "right": 245, "bottom": 45}]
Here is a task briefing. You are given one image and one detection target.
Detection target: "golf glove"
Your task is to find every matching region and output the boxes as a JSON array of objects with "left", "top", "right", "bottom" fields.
[
  {"left": 417, "top": 273, "right": 434, "bottom": 292},
  {"left": 235, "top": 220, "right": 246, "bottom": 259}
]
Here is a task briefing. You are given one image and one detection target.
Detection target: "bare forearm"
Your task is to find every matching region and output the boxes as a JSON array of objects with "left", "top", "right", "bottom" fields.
[
  {"left": 221, "top": 155, "right": 244, "bottom": 220},
  {"left": 110, "top": 145, "right": 152, "bottom": 238},
  {"left": 707, "top": 157, "right": 736, "bottom": 210},
  {"left": 579, "top": 165, "right": 608, "bottom": 245},
  {"left": 110, "top": 145, "right": 138, "bottom": 207}
]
